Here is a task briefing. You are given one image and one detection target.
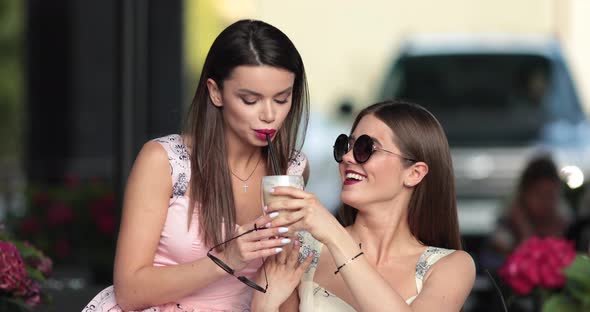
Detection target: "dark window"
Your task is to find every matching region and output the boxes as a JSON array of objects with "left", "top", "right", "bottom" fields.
[{"left": 381, "top": 54, "right": 562, "bottom": 146}]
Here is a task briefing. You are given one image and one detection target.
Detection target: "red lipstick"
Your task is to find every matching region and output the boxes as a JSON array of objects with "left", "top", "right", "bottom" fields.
[
  {"left": 255, "top": 129, "right": 276, "bottom": 141},
  {"left": 343, "top": 170, "right": 366, "bottom": 186}
]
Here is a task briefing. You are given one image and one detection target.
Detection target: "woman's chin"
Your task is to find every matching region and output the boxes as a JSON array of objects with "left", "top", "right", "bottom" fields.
[{"left": 341, "top": 193, "right": 362, "bottom": 209}]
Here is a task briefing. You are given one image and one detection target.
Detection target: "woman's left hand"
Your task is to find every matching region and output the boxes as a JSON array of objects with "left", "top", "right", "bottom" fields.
[{"left": 265, "top": 187, "right": 342, "bottom": 245}]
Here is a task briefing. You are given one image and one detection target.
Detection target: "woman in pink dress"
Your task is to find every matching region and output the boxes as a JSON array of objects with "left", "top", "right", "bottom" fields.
[{"left": 83, "top": 19, "right": 310, "bottom": 312}]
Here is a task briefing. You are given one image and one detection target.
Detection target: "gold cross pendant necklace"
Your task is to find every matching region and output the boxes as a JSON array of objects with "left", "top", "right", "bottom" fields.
[{"left": 230, "top": 157, "right": 262, "bottom": 193}]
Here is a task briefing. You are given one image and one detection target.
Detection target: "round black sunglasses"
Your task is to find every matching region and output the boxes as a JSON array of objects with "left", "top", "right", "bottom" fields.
[{"left": 333, "top": 134, "right": 417, "bottom": 164}]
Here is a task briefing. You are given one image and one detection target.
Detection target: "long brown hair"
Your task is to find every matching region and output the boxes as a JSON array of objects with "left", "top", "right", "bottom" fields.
[
  {"left": 338, "top": 100, "right": 462, "bottom": 250},
  {"left": 184, "top": 20, "right": 309, "bottom": 249}
]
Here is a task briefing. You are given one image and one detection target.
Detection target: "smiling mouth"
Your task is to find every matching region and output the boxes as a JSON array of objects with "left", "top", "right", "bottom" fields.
[
  {"left": 343, "top": 170, "right": 366, "bottom": 185},
  {"left": 345, "top": 172, "right": 365, "bottom": 181}
]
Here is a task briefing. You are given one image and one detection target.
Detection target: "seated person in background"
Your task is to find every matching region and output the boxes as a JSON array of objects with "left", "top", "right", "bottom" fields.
[{"left": 491, "top": 156, "right": 570, "bottom": 256}]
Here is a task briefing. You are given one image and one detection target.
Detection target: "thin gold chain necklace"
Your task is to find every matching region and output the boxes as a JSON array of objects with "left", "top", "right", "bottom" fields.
[{"left": 230, "top": 156, "right": 262, "bottom": 192}]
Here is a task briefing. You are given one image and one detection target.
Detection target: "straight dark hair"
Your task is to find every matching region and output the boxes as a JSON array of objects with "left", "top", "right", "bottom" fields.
[
  {"left": 184, "top": 20, "right": 309, "bottom": 249},
  {"left": 338, "top": 100, "right": 462, "bottom": 250}
]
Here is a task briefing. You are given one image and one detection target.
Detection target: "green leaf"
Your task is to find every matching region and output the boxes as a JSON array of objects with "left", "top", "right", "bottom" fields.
[
  {"left": 25, "top": 267, "right": 45, "bottom": 282},
  {"left": 542, "top": 294, "right": 579, "bottom": 312},
  {"left": 565, "top": 283, "right": 585, "bottom": 303},
  {"left": 563, "top": 255, "right": 590, "bottom": 290},
  {"left": 12, "top": 240, "right": 43, "bottom": 259}
]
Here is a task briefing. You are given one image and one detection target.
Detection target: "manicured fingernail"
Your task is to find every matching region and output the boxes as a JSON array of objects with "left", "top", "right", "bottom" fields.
[
  {"left": 269, "top": 212, "right": 279, "bottom": 218},
  {"left": 265, "top": 222, "right": 271, "bottom": 228},
  {"left": 275, "top": 248, "right": 283, "bottom": 253},
  {"left": 270, "top": 188, "right": 275, "bottom": 193},
  {"left": 281, "top": 238, "right": 291, "bottom": 244},
  {"left": 278, "top": 227, "right": 289, "bottom": 233},
  {"left": 263, "top": 205, "right": 268, "bottom": 212}
]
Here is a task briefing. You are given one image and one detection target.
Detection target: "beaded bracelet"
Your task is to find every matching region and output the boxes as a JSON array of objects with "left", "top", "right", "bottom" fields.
[{"left": 334, "top": 243, "right": 364, "bottom": 275}]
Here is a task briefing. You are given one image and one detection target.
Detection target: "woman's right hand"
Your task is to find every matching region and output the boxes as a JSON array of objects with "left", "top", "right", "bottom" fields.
[
  {"left": 251, "top": 239, "right": 313, "bottom": 312},
  {"left": 264, "top": 186, "right": 343, "bottom": 246},
  {"left": 216, "top": 213, "right": 295, "bottom": 272}
]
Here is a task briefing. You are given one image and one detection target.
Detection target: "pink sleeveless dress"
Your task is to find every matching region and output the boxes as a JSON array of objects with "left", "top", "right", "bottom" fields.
[{"left": 82, "top": 134, "right": 307, "bottom": 312}]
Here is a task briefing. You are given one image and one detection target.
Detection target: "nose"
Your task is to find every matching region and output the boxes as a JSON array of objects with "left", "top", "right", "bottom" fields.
[
  {"left": 260, "top": 100, "right": 276, "bottom": 123},
  {"left": 341, "top": 146, "right": 357, "bottom": 164}
]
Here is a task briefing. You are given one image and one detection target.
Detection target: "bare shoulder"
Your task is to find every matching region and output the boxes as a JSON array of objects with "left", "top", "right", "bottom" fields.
[
  {"left": 410, "top": 250, "right": 476, "bottom": 310},
  {"left": 436, "top": 250, "right": 474, "bottom": 274},
  {"left": 125, "top": 140, "right": 173, "bottom": 198},
  {"left": 445, "top": 250, "right": 475, "bottom": 267},
  {"left": 138, "top": 140, "right": 170, "bottom": 164},
  {"left": 427, "top": 249, "right": 475, "bottom": 287},
  {"left": 131, "top": 141, "right": 172, "bottom": 174}
]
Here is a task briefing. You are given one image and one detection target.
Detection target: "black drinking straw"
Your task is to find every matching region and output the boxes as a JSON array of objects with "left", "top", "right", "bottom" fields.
[{"left": 266, "top": 134, "right": 280, "bottom": 175}]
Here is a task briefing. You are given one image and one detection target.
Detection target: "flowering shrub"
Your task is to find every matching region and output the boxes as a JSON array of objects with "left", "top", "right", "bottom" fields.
[
  {"left": 6, "top": 177, "right": 117, "bottom": 277},
  {"left": 0, "top": 227, "right": 52, "bottom": 311},
  {"left": 499, "top": 237, "right": 576, "bottom": 294},
  {"left": 499, "top": 236, "right": 590, "bottom": 311}
]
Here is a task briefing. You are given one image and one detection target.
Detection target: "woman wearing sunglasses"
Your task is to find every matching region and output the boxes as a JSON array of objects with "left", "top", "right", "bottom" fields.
[
  {"left": 83, "top": 20, "right": 309, "bottom": 312},
  {"left": 252, "top": 100, "right": 475, "bottom": 311}
]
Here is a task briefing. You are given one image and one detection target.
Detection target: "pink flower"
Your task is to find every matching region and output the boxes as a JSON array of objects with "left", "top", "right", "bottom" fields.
[
  {"left": 63, "top": 174, "right": 80, "bottom": 188},
  {"left": 538, "top": 238, "right": 575, "bottom": 288},
  {"left": 13, "top": 278, "right": 41, "bottom": 307},
  {"left": 46, "top": 202, "right": 74, "bottom": 227},
  {"left": 54, "top": 238, "right": 70, "bottom": 258},
  {"left": 0, "top": 241, "right": 28, "bottom": 292},
  {"left": 23, "top": 242, "right": 53, "bottom": 278},
  {"left": 89, "top": 193, "right": 116, "bottom": 219},
  {"left": 96, "top": 213, "right": 117, "bottom": 235},
  {"left": 499, "top": 236, "right": 576, "bottom": 295},
  {"left": 20, "top": 216, "right": 42, "bottom": 235},
  {"left": 36, "top": 256, "right": 53, "bottom": 278},
  {"left": 89, "top": 193, "right": 118, "bottom": 235},
  {"left": 0, "top": 241, "right": 42, "bottom": 307}
]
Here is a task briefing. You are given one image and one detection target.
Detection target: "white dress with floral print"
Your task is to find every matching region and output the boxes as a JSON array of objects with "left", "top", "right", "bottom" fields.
[{"left": 297, "top": 231, "right": 455, "bottom": 311}]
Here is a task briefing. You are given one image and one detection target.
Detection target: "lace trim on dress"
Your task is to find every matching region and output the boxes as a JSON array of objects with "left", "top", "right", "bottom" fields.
[{"left": 154, "top": 134, "right": 190, "bottom": 197}]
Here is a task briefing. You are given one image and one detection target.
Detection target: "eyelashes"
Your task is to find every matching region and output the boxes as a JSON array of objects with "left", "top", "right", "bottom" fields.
[
  {"left": 242, "top": 98, "right": 257, "bottom": 105},
  {"left": 240, "top": 98, "right": 290, "bottom": 105}
]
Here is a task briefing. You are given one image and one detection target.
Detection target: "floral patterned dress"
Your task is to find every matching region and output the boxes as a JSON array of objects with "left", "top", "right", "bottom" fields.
[{"left": 296, "top": 231, "right": 455, "bottom": 311}]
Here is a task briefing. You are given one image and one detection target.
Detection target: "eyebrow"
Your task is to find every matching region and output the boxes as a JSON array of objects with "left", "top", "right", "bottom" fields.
[
  {"left": 237, "top": 87, "right": 293, "bottom": 97},
  {"left": 372, "top": 137, "right": 384, "bottom": 146}
]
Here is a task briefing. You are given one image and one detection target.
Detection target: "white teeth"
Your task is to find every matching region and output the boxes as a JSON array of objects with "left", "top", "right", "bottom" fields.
[{"left": 346, "top": 173, "right": 365, "bottom": 181}]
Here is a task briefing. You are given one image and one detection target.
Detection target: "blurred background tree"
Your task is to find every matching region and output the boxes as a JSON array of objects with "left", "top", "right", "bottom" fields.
[{"left": 0, "top": 0, "right": 23, "bottom": 165}]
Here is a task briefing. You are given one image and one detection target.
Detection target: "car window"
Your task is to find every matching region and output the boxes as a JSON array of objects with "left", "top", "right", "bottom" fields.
[{"left": 381, "top": 54, "right": 554, "bottom": 146}]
